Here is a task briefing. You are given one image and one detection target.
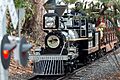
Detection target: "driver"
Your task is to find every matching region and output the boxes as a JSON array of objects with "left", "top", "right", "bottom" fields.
[{"left": 71, "top": 2, "right": 86, "bottom": 16}]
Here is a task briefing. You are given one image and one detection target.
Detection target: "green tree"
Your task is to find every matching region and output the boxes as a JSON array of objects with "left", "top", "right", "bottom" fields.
[
  {"left": 63, "top": 0, "right": 78, "bottom": 4},
  {"left": 63, "top": 0, "right": 78, "bottom": 13},
  {"left": 14, "top": 0, "right": 35, "bottom": 35},
  {"left": 98, "top": 0, "right": 120, "bottom": 40}
]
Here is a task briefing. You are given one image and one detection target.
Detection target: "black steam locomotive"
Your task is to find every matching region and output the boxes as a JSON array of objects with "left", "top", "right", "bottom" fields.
[{"left": 33, "top": 4, "right": 118, "bottom": 75}]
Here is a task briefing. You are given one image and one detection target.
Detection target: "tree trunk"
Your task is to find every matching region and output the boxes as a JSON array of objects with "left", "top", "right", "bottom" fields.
[{"left": 27, "top": 0, "right": 45, "bottom": 46}]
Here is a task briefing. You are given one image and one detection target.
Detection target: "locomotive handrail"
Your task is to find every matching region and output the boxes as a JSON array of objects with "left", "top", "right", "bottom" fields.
[
  {"left": 30, "top": 55, "right": 68, "bottom": 61},
  {"left": 62, "top": 15, "right": 96, "bottom": 19},
  {"left": 82, "top": 46, "right": 99, "bottom": 54},
  {"left": 60, "top": 42, "right": 67, "bottom": 55},
  {"left": 66, "top": 38, "right": 89, "bottom": 41}
]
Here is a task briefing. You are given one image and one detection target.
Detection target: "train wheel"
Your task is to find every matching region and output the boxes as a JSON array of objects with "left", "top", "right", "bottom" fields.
[
  {"left": 87, "top": 54, "right": 95, "bottom": 63},
  {"left": 94, "top": 52, "right": 98, "bottom": 60},
  {"left": 86, "top": 55, "right": 92, "bottom": 64},
  {"left": 98, "top": 49, "right": 104, "bottom": 58},
  {"left": 91, "top": 54, "right": 96, "bottom": 62},
  {"left": 64, "top": 65, "right": 69, "bottom": 74},
  {"left": 115, "top": 43, "right": 119, "bottom": 49},
  {"left": 96, "top": 51, "right": 100, "bottom": 59},
  {"left": 103, "top": 48, "right": 107, "bottom": 55},
  {"left": 64, "top": 63, "right": 74, "bottom": 73},
  {"left": 73, "top": 61, "right": 78, "bottom": 69},
  {"left": 101, "top": 48, "right": 106, "bottom": 55},
  {"left": 67, "top": 65, "right": 74, "bottom": 73},
  {"left": 69, "top": 65, "right": 74, "bottom": 73}
]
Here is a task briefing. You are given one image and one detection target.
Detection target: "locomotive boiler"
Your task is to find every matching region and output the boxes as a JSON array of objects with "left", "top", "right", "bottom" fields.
[{"left": 32, "top": 3, "right": 119, "bottom": 75}]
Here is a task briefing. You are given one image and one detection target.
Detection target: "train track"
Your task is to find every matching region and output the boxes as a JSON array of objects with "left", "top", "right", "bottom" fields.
[
  {"left": 28, "top": 75, "right": 62, "bottom": 80},
  {"left": 9, "top": 74, "right": 35, "bottom": 80},
  {"left": 13, "top": 48, "right": 120, "bottom": 80},
  {"left": 57, "top": 48, "right": 120, "bottom": 80},
  {"left": 57, "top": 59, "right": 106, "bottom": 80}
]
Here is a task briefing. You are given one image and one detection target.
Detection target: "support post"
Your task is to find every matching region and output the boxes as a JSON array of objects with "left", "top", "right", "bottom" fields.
[{"left": 0, "top": 15, "right": 8, "bottom": 80}]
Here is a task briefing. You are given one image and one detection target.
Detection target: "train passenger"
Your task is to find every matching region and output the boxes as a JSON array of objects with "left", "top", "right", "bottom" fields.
[
  {"left": 96, "top": 16, "right": 106, "bottom": 39},
  {"left": 71, "top": 2, "right": 86, "bottom": 16}
]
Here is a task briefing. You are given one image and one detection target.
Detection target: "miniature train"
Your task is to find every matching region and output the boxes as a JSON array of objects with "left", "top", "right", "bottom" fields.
[{"left": 32, "top": 4, "right": 119, "bottom": 75}]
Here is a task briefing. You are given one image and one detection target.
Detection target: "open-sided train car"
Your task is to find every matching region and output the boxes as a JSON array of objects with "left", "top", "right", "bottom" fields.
[{"left": 32, "top": 4, "right": 119, "bottom": 75}]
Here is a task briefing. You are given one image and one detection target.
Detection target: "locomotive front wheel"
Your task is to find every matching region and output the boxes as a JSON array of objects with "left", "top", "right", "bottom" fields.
[
  {"left": 100, "top": 49, "right": 107, "bottom": 56},
  {"left": 97, "top": 50, "right": 104, "bottom": 58},
  {"left": 86, "top": 55, "right": 92, "bottom": 64},
  {"left": 64, "top": 64, "right": 74, "bottom": 73}
]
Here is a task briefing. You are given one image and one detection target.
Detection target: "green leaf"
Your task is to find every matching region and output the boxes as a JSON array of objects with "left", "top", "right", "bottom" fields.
[
  {"left": 99, "top": 0, "right": 110, "bottom": 3},
  {"left": 63, "top": 0, "right": 78, "bottom": 4}
]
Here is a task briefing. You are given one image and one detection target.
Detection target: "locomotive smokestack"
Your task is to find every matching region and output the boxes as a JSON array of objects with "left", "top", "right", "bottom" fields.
[
  {"left": 55, "top": 5, "right": 67, "bottom": 16},
  {"left": 44, "top": 0, "right": 67, "bottom": 16},
  {"left": 43, "top": 0, "right": 56, "bottom": 13}
]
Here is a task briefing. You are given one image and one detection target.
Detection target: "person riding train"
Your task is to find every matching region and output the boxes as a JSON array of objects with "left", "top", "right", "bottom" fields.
[
  {"left": 71, "top": 2, "right": 86, "bottom": 16},
  {"left": 70, "top": 2, "right": 86, "bottom": 28},
  {"left": 96, "top": 16, "right": 106, "bottom": 39}
]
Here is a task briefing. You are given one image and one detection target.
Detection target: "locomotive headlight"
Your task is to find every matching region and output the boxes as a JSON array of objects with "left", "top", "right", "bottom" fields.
[
  {"left": 45, "top": 17, "right": 56, "bottom": 28},
  {"left": 47, "top": 35, "right": 60, "bottom": 48},
  {"left": 43, "top": 13, "right": 59, "bottom": 29}
]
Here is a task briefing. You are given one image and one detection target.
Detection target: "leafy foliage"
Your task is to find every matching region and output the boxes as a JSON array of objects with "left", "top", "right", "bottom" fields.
[
  {"left": 14, "top": 0, "right": 26, "bottom": 8},
  {"left": 99, "top": 0, "right": 110, "bottom": 3},
  {"left": 14, "top": 0, "right": 35, "bottom": 20},
  {"left": 63, "top": 0, "right": 78, "bottom": 4},
  {"left": 98, "top": 0, "right": 120, "bottom": 41}
]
